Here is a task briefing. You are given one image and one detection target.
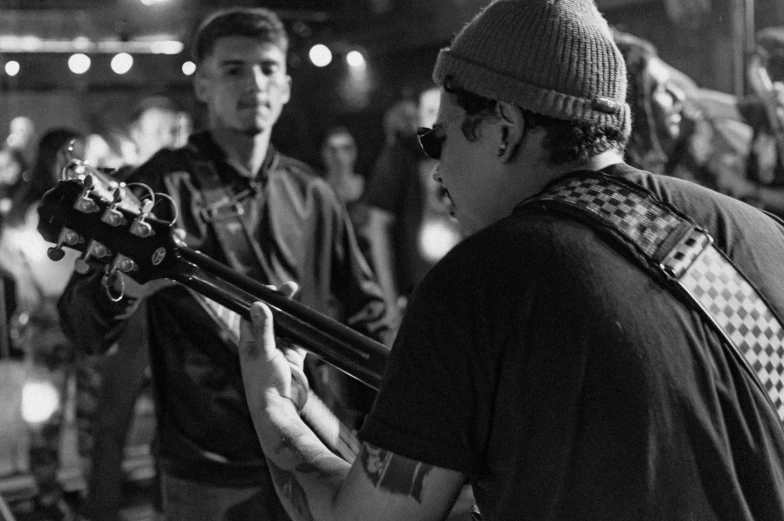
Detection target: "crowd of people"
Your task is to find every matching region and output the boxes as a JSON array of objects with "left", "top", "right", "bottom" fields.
[{"left": 0, "top": 1, "right": 783, "bottom": 520}]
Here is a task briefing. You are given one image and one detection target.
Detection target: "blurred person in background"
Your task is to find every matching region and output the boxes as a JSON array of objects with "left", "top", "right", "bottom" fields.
[
  {"left": 128, "top": 96, "right": 182, "bottom": 167},
  {"left": 0, "top": 145, "right": 28, "bottom": 219},
  {"left": 5, "top": 116, "right": 37, "bottom": 167},
  {"left": 320, "top": 126, "right": 368, "bottom": 239},
  {"left": 364, "top": 86, "right": 462, "bottom": 325},
  {"left": 58, "top": 8, "right": 392, "bottom": 521},
  {"left": 612, "top": 29, "right": 700, "bottom": 178},
  {"left": 612, "top": 28, "right": 772, "bottom": 211},
  {"left": 712, "top": 26, "right": 784, "bottom": 217},
  {"left": 0, "top": 127, "right": 87, "bottom": 521},
  {"left": 84, "top": 129, "right": 136, "bottom": 171}
]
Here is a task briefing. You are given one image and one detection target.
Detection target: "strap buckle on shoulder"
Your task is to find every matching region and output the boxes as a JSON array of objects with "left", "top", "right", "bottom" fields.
[
  {"left": 200, "top": 201, "right": 245, "bottom": 223},
  {"left": 659, "top": 226, "right": 713, "bottom": 280}
]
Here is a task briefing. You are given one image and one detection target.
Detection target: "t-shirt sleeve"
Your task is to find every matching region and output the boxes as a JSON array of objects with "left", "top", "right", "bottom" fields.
[{"left": 358, "top": 250, "right": 489, "bottom": 477}]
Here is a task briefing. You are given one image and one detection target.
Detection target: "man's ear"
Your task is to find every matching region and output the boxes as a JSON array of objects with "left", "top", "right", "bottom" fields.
[
  {"left": 194, "top": 69, "right": 209, "bottom": 104},
  {"left": 281, "top": 74, "right": 292, "bottom": 106},
  {"left": 497, "top": 101, "right": 525, "bottom": 162}
]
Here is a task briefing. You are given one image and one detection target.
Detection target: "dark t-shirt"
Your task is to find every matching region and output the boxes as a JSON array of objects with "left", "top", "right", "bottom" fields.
[{"left": 360, "top": 164, "right": 784, "bottom": 520}]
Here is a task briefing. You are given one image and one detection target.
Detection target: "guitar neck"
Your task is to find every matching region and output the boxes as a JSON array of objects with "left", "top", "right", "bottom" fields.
[{"left": 170, "top": 245, "right": 388, "bottom": 391}]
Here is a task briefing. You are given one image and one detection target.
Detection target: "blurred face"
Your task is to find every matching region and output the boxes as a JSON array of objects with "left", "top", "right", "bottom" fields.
[
  {"left": 647, "top": 57, "right": 685, "bottom": 142},
  {"left": 321, "top": 132, "right": 357, "bottom": 173},
  {"left": 132, "top": 107, "right": 180, "bottom": 163},
  {"left": 195, "top": 36, "right": 291, "bottom": 136},
  {"left": 429, "top": 91, "right": 508, "bottom": 235},
  {"left": 418, "top": 88, "right": 441, "bottom": 128},
  {"left": 0, "top": 150, "right": 22, "bottom": 186}
]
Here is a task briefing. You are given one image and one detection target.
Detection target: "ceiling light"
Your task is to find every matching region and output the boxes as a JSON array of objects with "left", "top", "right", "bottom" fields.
[
  {"left": 182, "top": 61, "right": 196, "bottom": 76},
  {"left": 4, "top": 61, "right": 20, "bottom": 77},
  {"left": 68, "top": 53, "right": 91, "bottom": 74},
  {"left": 346, "top": 50, "right": 366, "bottom": 69},
  {"left": 111, "top": 53, "right": 133, "bottom": 74}
]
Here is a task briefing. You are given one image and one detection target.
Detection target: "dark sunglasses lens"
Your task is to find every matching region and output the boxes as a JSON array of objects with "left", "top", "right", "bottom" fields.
[{"left": 417, "top": 127, "right": 441, "bottom": 160}]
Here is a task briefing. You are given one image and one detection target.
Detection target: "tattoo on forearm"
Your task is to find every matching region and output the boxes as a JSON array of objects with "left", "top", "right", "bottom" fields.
[
  {"left": 360, "top": 445, "right": 433, "bottom": 503},
  {"left": 266, "top": 438, "right": 335, "bottom": 521},
  {"left": 267, "top": 457, "right": 315, "bottom": 521}
]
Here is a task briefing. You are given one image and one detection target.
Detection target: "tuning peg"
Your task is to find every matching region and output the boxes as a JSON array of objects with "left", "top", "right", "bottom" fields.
[
  {"left": 74, "top": 175, "right": 99, "bottom": 214},
  {"left": 110, "top": 254, "right": 137, "bottom": 275},
  {"left": 73, "top": 239, "right": 111, "bottom": 274},
  {"left": 130, "top": 199, "right": 155, "bottom": 238},
  {"left": 101, "top": 187, "right": 126, "bottom": 227},
  {"left": 47, "top": 227, "right": 82, "bottom": 261}
]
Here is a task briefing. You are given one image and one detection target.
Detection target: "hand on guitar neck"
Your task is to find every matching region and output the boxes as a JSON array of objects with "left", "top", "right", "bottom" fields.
[{"left": 239, "top": 282, "right": 311, "bottom": 421}]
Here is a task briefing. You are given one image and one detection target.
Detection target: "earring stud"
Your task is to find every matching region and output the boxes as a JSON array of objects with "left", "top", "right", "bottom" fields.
[{"left": 497, "top": 142, "right": 508, "bottom": 156}]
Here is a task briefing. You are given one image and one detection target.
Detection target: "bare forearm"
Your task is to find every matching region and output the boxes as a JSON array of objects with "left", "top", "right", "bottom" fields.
[{"left": 256, "top": 396, "right": 350, "bottom": 521}]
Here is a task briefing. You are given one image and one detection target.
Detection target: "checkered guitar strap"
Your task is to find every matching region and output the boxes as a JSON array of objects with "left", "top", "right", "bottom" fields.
[{"left": 521, "top": 171, "right": 784, "bottom": 424}]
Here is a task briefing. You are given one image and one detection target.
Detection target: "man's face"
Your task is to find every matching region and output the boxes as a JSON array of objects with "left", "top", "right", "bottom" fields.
[
  {"left": 132, "top": 107, "right": 180, "bottom": 163},
  {"left": 195, "top": 36, "right": 291, "bottom": 135},
  {"left": 321, "top": 133, "right": 356, "bottom": 173},
  {"left": 431, "top": 91, "right": 507, "bottom": 235},
  {"left": 647, "top": 57, "right": 685, "bottom": 142}
]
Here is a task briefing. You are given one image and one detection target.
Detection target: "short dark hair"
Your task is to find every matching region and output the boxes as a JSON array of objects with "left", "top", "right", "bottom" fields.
[
  {"left": 192, "top": 7, "right": 288, "bottom": 64},
  {"left": 443, "top": 77, "right": 628, "bottom": 166},
  {"left": 322, "top": 126, "right": 355, "bottom": 146}
]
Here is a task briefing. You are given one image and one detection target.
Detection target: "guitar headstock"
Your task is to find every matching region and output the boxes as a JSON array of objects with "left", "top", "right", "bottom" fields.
[{"left": 37, "top": 159, "right": 181, "bottom": 288}]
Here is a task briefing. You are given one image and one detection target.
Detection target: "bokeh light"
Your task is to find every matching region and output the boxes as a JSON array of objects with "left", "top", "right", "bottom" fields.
[
  {"left": 4, "top": 60, "right": 20, "bottom": 76},
  {"left": 309, "top": 44, "right": 332, "bottom": 68},
  {"left": 68, "top": 53, "right": 91, "bottom": 74},
  {"left": 111, "top": 52, "right": 134, "bottom": 74}
]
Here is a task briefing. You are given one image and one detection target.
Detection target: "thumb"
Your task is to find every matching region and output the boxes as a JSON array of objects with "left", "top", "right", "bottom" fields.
[{"left": 241, "top": 301, "right": 277, "bottom": 360}]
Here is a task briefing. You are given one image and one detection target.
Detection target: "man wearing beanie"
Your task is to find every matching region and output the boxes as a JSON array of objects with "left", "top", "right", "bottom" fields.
[{"left": 237, "top": 0, "right": 784, "bottom": 519}]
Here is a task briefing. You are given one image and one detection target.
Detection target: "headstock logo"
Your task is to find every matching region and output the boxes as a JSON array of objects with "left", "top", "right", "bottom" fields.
[{"left": 152, "top": 247, "right": 166, "bottom": 265}]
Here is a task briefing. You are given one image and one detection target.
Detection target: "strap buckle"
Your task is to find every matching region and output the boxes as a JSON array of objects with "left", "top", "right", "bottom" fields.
[
  {"left": 659, "top": 226, "right": 713, "bottom": 280},
  {"left": 200, "top": 200, "right": 245, "bottom": 223}
]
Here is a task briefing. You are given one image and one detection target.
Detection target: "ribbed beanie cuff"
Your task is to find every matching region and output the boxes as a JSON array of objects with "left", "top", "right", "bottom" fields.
[{"left": 433, "top": 0, "right": 631, "bottom": 138}]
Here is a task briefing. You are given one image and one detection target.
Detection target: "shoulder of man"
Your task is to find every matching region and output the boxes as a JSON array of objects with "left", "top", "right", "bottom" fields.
[{"left": 273, "top": 150, "right": 321, "bottom": 180}]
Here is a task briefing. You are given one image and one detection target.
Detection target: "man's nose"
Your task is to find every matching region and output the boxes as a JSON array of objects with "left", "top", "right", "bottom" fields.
[
  {"left": 248, "top": 67, "right": 268, "bottom": 91},
  {"left": 432, "top": 166, "right": 442, "bottom": 183}
]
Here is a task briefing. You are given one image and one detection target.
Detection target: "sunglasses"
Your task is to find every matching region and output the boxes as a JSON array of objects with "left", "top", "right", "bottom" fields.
[
  {"left": 417, "top": 113, "right": 462, "bottom": 160},
  {"left": 417, "top": 125, "right": 446, "bottom": 160}
]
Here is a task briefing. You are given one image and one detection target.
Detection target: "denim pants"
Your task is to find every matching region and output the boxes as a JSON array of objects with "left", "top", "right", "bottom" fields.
[{"left": 161, "top": 471, "right": 290, "bottom": 521}]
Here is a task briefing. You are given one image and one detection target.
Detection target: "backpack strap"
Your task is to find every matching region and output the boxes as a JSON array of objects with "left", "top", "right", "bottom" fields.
[{"left": 519, "top": 170, "right": 784, "bottom": 424}]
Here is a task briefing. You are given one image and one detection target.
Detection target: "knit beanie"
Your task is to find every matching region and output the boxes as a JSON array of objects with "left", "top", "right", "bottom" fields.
[{"left": 433, "top": 0, "right": 631, "bottom": 137}]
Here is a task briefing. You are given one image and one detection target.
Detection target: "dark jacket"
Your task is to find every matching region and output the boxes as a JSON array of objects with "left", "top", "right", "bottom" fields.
[{"left": 58, "top": 131, "right": 390, "bottom": 486}]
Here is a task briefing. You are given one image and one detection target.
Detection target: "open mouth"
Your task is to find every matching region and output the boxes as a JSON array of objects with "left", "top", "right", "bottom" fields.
[{"left": 442, "top": 188, "right": 456, "bottom": 216}]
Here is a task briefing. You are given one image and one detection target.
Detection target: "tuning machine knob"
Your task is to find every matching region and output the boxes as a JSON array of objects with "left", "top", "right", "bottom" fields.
[
  {"left": 74, "top": 175, "right": 99, "bottom": 214},
  {"left": 130, "top": 200, "right": 155, "bottom": 238},
  {"left": 101, "top": 187, "right": 127, "bottom": 227},
  {"left": 110, "top": 254, "right": 137, "bottom": 275},
  {"left": 74, "top": 239, "right": 111, "bottom": 274},
  {"left": 47, "top": 227, "right": 82, "bottom": 261}
]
